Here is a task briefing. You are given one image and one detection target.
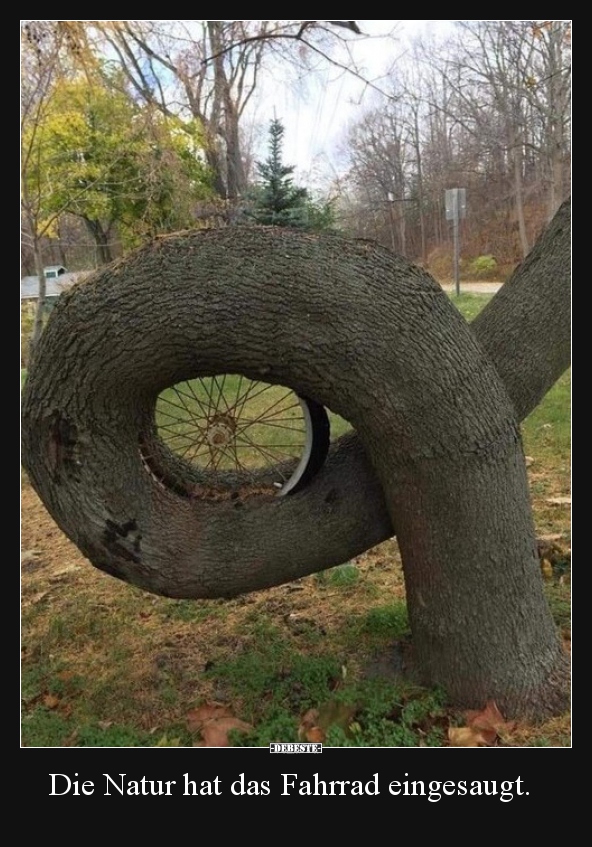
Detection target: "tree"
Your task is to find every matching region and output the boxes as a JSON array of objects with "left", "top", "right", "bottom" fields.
[
  {"left": 341, "top": 23, "right": 571, "bottom": 266},
  {"left": 248, "top": 118, "right": 331, "bottom": 229},
  {"left": 346, "top": 102, "right": 412, "bottom": 254},
  {"left": 76, "top": 21, "right": 368, "bottom": 202},
  {"left": 88, "top": 21, "right": 276, "bottom": 201},
  {"left": 24, "top": 75, "right": 213, "bottom": 264},
  {"left": 21, "top": 198, "right": 570, "bottom": 721},
  {"left": 21, "top": 22, "right": 70, "bottom": 350},
  {"left": 423, "top": 21, "right": 571, "bottom": 258}
]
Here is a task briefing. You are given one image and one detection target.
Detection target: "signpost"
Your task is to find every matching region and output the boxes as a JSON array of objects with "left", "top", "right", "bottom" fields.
[{"left": 445, "top": 188, "right": 466, "bottom": 296}]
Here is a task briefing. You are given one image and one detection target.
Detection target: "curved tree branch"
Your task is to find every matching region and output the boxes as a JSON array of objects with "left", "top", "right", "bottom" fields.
[{"left": 22, "top": 200, "right": 570, "bottom": 600}]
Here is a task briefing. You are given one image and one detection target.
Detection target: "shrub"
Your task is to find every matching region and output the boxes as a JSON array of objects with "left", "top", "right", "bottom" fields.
[{"left": 469, "top": 255, "right": 498, "bottom": 279}]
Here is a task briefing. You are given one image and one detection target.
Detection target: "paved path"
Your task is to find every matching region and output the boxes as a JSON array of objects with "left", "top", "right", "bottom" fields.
[{"left": 440, "top": 282, "right": 503, "bottom": 293}]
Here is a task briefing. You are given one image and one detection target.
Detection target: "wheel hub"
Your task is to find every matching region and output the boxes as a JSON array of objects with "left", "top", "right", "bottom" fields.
[{"left": 206, "top": 413, "right": 236, "bottom": 448}]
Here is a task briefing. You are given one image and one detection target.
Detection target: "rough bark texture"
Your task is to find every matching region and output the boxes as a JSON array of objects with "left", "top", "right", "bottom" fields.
[
  {"left": 21, "top": 213, "right": 570, "bottom": 717},
  {"left": 472, "top": 198, "right": 571, "bottom": 422}
]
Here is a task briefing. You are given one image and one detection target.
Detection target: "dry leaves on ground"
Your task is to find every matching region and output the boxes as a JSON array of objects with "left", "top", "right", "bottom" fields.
[
  {"left": 186, "top": 702, "right": 253, "bottom": 747},
  {"left": 448, "top": 701, "right": 515, "bottom": 747},
  {"left": 298, "top": 701, "right": 358, "bottom": 743}
]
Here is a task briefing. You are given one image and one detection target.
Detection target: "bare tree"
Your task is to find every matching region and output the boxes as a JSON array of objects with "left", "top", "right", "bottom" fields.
[
  {"left": 341, "top": 22, "right": 571, "bottom": 268},
  {"left": 85, "top": 21, "right": 370, "bottom": 201},
  {"left": 428, "top": 21, "right": 570, "bottom": 257},
  {"left": 521, "top": 21, "right": 571, "bottom": 221},
  {"left": 21, "top": 22, "right": 69, "bottom": 350}
]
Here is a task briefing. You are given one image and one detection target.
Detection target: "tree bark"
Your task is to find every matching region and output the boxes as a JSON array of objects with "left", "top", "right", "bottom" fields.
[
  {"left": 21, "top": 207, "right": 570, "bottom": 718},
  {"left": 471, "top": 198, "right": 570, "bottom": 421},
  {"left": 83, "top": 218, "right": 114, "bottom": 265},
  {"left": 512, "top": 138, "right": 530, "bottom": 259},
  {"left": 29, "top": 241, "right": 47, "bottom": 353}
]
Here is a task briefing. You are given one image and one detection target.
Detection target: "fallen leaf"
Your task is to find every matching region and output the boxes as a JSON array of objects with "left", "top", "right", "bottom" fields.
[
  {"left": 298, "top": 708, "right": 319, "bottom": 740},
  {"left": 462, "top": 700, "right": 516, "bottom": 744},
  {"left": 186, "top": 702, "right": 233, "bottom": 733},
  {"left": 29, "top": 591, "right": 49, "bottom": 605},
  {"left": 199, "top": 717, "right": 253, "bottom": 747},
  {"left": 525, "top": 456, "right": 535, "bottom": 467},
  {"left": 305, "top": 726, "right": 325, "bottom": 743},
  {"left": 21, "top": 549, "right": 41, "bottom": 563},
  {"left": 448, "top": 726, "right": 492, "bottom": 747},
  {"left": 465, "top": 700, "right": 507, "bottom": 732},
  {"left": 187, "top": 702, "right": 253, "bottom": 746},
  {"left": 546, "top": 496, "right": 571, "bottom": 505},
  {"left": 448, "top": 700, "right": 516, "bottom": 747},
  {"left": 43, "top": 693, "right": 60, "bottom": 709},
  {"left": 299, "top": 701, "right": 358, "bottom": 742}
]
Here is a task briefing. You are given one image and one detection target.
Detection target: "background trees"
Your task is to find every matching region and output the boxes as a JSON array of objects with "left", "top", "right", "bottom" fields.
[
  {"left": 23, "top": 74, "right": 213, "bottom": 266},
  {"left": 339, "top": 21, "right": 571, "bottom": 272},
  {"left": 22, "top": 21, "right": 570, "bottom": 277}
]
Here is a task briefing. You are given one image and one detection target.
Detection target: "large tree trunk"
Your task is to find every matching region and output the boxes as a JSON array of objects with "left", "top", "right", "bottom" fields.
[
  {"left": 207, "top": 21, "right": 247, "bottom": 200},
  {"left": 21, "top": 207, "right": 570, "bottom": 718}
]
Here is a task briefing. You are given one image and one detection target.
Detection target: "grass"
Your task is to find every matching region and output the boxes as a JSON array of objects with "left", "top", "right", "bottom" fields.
[
  {"left": 155, "top": 376, "right": 310, "bottom": 476},
  {"left": 20, "top": 292, "right": 570, "bottom": 747},
  {"left": 447, "top": 291, "right": 494, "bottom": 321}
]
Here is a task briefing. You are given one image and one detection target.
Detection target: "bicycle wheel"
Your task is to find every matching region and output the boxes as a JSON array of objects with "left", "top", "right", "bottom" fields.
[{"left": 147, "top": 375, "right": 330, "bottom": 497}]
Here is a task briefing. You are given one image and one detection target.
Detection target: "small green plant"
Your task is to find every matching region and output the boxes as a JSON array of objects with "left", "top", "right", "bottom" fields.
[
  {"left": 328, "top": 563, "right": 359, "bottom": 587},
  {"left": 361, "top": 603, "right": 409, "bottom": 637},
  {"left": 469, "top": 254, "right": 498, "bottom": 279},
  {"left": 325, "top": 681, "right": 448, "bottom": 747}
]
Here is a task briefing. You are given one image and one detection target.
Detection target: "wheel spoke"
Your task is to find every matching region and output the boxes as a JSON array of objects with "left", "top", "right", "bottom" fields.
[
  {"left": 151, "top": 376, "right": 322, "bottom": 495},
  {"left": 167, "top": 384, "right": 204, "bottom": 434},
  {"left": 176, "top": 381, "right": 212, "bottom": 422},
  {"left": 235, "top": 430, "right": 298, "bottom": 463},
  {"left": 234, "top": 394, "right": 298, "bottom": 436},
  {"left": 235, "top": 432, "right": 290, "bottom": 481},
  {"left": 233, "top": 379, "right": 267, "bottom": 420}
]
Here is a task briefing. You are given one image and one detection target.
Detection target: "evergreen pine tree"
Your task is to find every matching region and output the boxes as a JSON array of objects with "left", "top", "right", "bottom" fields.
[{"left": 249, "top": 119, "right": 310, "bottom": 227}]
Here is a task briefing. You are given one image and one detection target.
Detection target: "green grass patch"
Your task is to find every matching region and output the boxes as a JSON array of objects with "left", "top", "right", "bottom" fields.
[
  {"left": 326, "top": 681, "right": 448, "bottom": 747},
  {"left": 359, "top": 603, "right": 409, "bottom": 638},
  {"left": 522, "top": 370, "right": 571, "bottom": 469},
  {"left": 448, "top": 292, "right": 493, "bottom": 321},
  {"left": 21, "top": 708, "right": 156, "bottom": 747}
]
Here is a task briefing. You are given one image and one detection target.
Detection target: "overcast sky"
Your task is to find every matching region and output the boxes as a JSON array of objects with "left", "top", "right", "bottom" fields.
[{"left": 248, "top": 20, "right": 455, "bottom": 186}]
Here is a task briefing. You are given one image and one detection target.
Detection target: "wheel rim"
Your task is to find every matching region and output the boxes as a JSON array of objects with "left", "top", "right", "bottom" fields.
[{"left": 150, "top": 376, "right": 314, "bottom": 496}]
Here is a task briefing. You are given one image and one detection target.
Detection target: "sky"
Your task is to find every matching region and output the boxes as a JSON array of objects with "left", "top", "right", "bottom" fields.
[{"left": 247, "top": 20, "right": 455, "bottom": 186}]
